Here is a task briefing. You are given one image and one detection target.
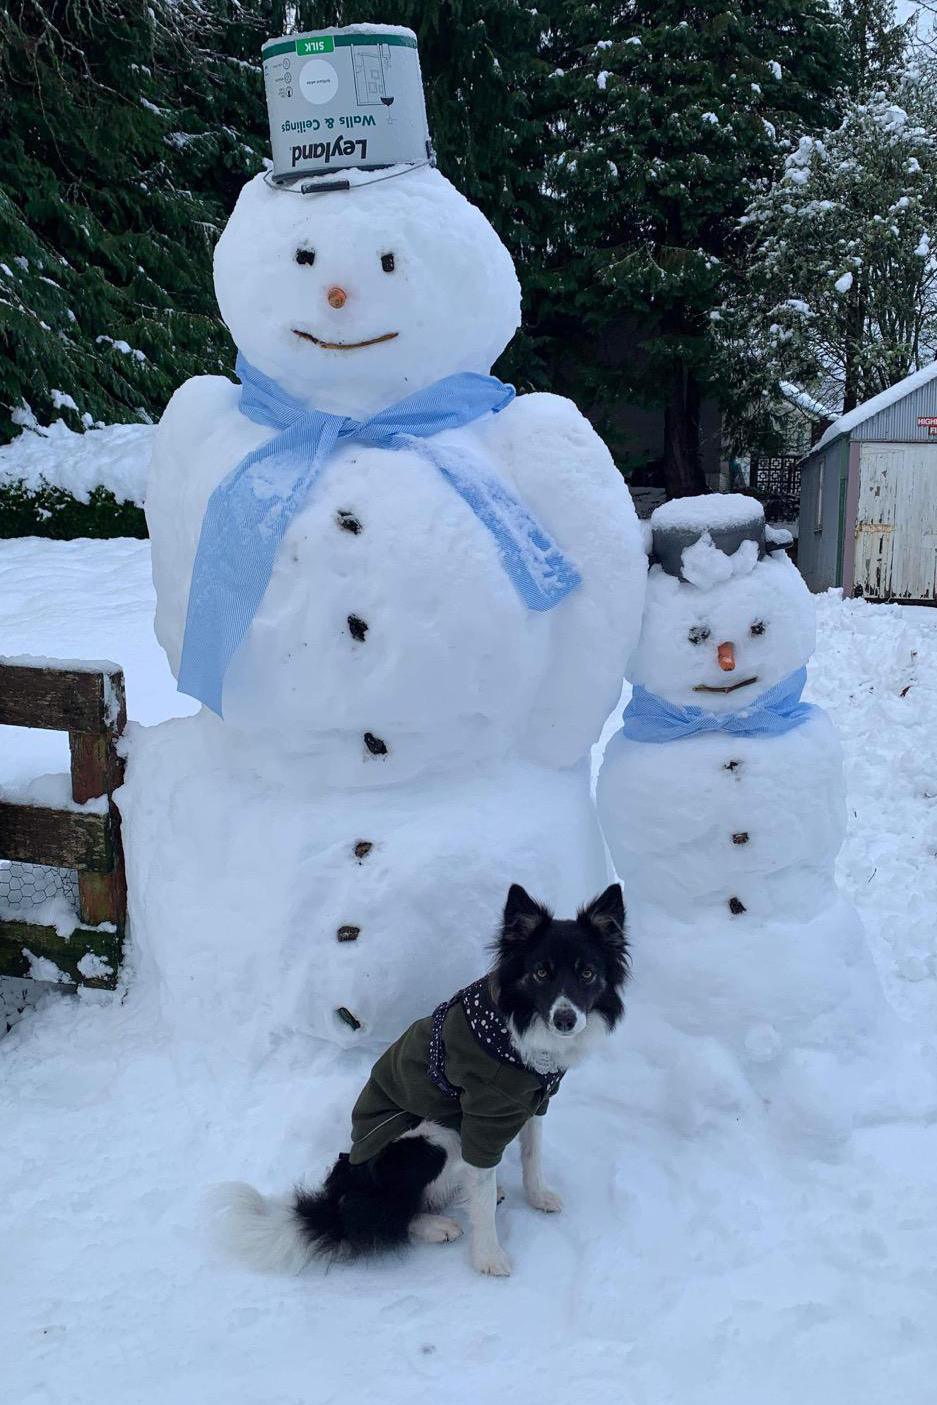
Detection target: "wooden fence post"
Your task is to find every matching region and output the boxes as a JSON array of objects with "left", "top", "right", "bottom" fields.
[{"left": 0, "top": 659, "right": 128, "bottom": 989}]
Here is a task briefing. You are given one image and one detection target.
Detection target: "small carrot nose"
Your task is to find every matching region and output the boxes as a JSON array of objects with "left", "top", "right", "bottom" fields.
[
  {"left": 717, "top": 642, "right": 736, "bottom": 672},
  {"left": 327, "top": 286, "right": 347, "bottom": 309}
]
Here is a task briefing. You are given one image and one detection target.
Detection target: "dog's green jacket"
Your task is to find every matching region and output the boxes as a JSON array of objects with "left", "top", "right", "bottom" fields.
[{"left": 349, "top": 998, "right": 558, "bottom": 1170}]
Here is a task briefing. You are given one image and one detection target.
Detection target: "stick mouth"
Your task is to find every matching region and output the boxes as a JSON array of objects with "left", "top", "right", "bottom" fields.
[
  {"left": 293, "top": 328, "right": 399, "bottom": 351},
  {"left": 693, "top": 676, "right": 759, "bottom": 695}
]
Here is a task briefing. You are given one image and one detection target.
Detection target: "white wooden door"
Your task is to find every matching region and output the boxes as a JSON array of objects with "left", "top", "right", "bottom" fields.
[{"left": 855, "top": 442, "right": 937, "bottom": 601}]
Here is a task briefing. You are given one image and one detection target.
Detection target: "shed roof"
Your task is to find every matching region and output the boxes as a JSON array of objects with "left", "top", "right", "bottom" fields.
[{"left": 809, "top": 360, "right": 937, "bottom": 456}]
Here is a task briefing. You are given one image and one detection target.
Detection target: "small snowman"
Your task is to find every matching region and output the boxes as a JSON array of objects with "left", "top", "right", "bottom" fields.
[
  {"left": 598, "top": 494, "right": 845, "bottom": 930},
  {"left": 596, "top": 495, "right": 905, "bottom": 1131},
  {"left": 140, "top": 26, "right": 647, "bottom": 1052}
]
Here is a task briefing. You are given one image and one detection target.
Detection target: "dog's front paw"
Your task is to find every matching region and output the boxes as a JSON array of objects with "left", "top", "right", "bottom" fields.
[
  {"left": 471, "top": 1245, "right": 512, "bottom": 1277},
  {"left": 527, "top": 1187, "right": 563, "bottom": 1214}
]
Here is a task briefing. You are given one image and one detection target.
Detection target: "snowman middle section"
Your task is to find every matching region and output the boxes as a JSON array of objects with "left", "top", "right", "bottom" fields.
[
  {"left": 599, "top": 711, "right": 846, "bottom": 924},
  {"left": 148, "top": 378, "right": 641, "bottom": 783}
]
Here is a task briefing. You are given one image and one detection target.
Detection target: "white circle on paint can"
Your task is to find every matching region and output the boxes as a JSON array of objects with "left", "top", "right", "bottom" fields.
[{"left": 300, "top": 59, "right": 340, "bottom": 105}]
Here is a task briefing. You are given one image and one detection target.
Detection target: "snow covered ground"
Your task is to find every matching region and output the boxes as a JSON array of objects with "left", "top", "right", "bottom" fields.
[{"left": 2, "top": 537, "right": 937, "bottom": 1404}]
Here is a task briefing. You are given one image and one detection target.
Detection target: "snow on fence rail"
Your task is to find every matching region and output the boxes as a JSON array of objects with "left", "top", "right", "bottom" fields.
[{"left": 0, "top": 659, "right": 126, "bottom": 989}]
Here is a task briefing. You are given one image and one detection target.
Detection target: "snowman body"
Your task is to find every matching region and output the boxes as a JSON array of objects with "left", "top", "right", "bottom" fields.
[
  {"left": 140, "top": 167, "right": 646, "bottom": 1048},
  {"left": 596, "top": 502, "right": 891, "bottom": 1088},
  {"left": 601, "top": 715, "right": 846, "bottom": 926}
]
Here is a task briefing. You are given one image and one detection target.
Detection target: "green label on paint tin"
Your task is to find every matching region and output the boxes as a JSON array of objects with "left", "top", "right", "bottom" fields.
[{"left": 297, "top": 36, "right": 335, "bottom": 55}]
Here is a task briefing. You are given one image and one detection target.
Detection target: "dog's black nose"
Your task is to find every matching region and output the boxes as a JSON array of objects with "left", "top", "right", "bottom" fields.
[{"left": 552, "top": 1006, "right": 577, "bottom": 1033}]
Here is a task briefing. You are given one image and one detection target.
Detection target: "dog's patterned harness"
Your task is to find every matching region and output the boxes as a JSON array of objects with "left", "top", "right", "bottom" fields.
[{"left": 427, "top": 976, "right": 564, "bottom": 1100}]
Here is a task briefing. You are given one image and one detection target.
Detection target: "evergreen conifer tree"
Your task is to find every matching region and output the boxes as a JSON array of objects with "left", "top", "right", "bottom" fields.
[
  {"left": 0, "top": 0, "right": 270, "bottom": 440},
  {"left": 535, "top": 0, "right": 847, "bottom": 494}
]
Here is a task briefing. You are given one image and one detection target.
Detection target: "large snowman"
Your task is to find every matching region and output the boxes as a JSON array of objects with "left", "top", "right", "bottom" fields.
[
  {"left": 142, "top": 152, "right": 645, "bottom": 1052},
  {"left": 595, "top": 496, "right": 918, "bottom": 1137}
]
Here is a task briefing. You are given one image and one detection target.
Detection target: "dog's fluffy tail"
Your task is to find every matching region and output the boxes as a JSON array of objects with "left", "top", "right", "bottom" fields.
[
  {"left": 209, "top": 1181, "right": 316, "bottom": 1275},
  {"left": 209, "top": 1137, "right": 447, "bottom": 1271}
]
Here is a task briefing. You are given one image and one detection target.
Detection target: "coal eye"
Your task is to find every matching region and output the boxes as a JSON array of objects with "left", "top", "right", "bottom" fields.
[
  {"left": 688, "top": 625, "right": 711, "bottom": 645},
  {"left": 750, "top": 620, "right": 766, "bottom": 636},
  {"left": 580, "top": 966, "right": 595, "bottom": 984},
  {"left": 381, "top": 252, "right": 395, "bottom": 273},
  {"left": 532, "top": 965, "right": 549, "bottom": 983},
  {"left": 295, "top": 248, "right": 316, "bottom": 266}
]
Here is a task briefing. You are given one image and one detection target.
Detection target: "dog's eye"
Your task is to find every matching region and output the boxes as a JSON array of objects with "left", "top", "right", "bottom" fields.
[
  {"left": 381, "top": 252, "right": 395, "bottom": 273},
  {"left": 688, "top": 625, "right": 711, "bottom": 645},
  {"left": 295, "top": 248, "right": 316, "bottom": 266},
  {"left": 580, "top": 967, "right": 595, "bottom": 983},
  {"left": 750, "top": 620, "right": 766, "bottom": 636},
  {"left": 532, "top": 965, "right": 549, "bottom": 983}
]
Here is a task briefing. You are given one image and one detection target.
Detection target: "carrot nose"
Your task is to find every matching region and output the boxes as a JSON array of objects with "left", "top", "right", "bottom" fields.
[
  {"left": 717, "top": 642, "right": 736, "bottom": 672},
  {"left": 327, "top": 286, "right": 347, "bottom": 309}
]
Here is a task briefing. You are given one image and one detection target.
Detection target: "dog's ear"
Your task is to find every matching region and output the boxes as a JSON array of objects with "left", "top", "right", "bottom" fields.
[
  {"left": 502, "top": 884, "right": 551, "bottom": 942},
  {"left": 580, "top": 884, "right": 626, "bottom": 946}
]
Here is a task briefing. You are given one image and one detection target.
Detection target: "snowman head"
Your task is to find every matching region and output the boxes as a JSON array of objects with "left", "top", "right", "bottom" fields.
[
  {"left": 628, "top": 496, "right": 815, "bottom": 713},
  {"left": 213, "top": 167, "right": 521, "bottom": 417}
]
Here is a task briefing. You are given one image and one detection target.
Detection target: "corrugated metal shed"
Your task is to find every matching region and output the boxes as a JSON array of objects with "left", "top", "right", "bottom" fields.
[
  {"left": 810, "top": 362, "right": 937, "bottom": 452},
  {"left": 798, "top": 363, "right": 937, "bottom": 602}
]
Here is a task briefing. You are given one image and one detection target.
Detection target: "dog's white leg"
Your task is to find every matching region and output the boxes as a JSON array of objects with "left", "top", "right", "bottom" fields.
[
  {"left": 410, "top": 1213, "right": 463, "bottom": 1244},
  {"left": 520, "top": 1117, "right": 562, "bottom": 1213},
  {"left": 465, "top": 1166, "right": 511, "bottom": 1276}
]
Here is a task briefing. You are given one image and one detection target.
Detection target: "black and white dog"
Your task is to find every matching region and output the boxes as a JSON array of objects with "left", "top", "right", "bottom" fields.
[{"left": 212, "top": 882, "right": 628, "bottom": 1277}]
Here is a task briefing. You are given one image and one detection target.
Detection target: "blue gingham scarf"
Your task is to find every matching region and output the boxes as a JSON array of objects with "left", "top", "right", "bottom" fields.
[
  {"left": 619, "top": 667, "right": 816, "bottom": 743},
  {"left": 177, "top": 354, "right": 581, "bottom": 715}
]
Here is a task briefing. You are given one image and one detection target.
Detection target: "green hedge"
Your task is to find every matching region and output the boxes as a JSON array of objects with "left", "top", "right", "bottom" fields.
[{"left": 0, "top": 481, "right": 147, "bottom": 540}]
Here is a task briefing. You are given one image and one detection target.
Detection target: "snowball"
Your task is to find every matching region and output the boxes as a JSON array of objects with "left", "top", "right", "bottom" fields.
[
  {"left": 120, "top": 715, "right": 613, "bottom": 1051},
  {"left": 212, "top": 167, "right": 521, "bottom": 418},
  {"left": 626, "top": 550, "right": 815, "bottom": 713},
  {"left": 680, "top": 531, "right": 758, "bottom": 590},
  {"left": 833, "top": 271, "right": 854, "bottom": 294}
]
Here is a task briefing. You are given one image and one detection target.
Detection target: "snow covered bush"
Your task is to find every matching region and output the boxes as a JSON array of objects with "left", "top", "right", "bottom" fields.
[{"left": 0, "top": 419, "right": 150, "bottom": 538}]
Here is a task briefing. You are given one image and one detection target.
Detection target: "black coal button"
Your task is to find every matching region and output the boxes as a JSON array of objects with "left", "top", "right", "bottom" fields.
[
  {"left": 728, "top": 896, "right": 746, "bottom": 915},
  {"left": 337, "top": 510, "right": 362, "bottom": 534},
  {"left": 348, "top": 615, "right": 368, "bottom": 641},
  {"left": 364, "top": 732, "right": 388, "bottom": 755}
]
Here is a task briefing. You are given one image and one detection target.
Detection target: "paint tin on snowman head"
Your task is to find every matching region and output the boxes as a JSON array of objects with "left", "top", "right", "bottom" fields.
[{"left": 262, "top": 26, "right": 433, "bottom": 185}]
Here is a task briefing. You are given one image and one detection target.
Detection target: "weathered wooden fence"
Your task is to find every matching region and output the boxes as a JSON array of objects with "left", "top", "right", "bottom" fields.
[{"left": 0, "top": 660, "right": 127, "bottom": 989}]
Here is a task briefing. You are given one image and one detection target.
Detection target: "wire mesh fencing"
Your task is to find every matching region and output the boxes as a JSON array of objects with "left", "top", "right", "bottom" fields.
[{"left": 0, "top": 860, "right": 80, "bottom": 914}]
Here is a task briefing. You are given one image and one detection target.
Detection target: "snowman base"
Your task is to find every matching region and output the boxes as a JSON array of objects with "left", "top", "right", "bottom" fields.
[
  {"left": 620, "top": 891, "right": 937, "bottom": 1147},
  {"left": 119, "top": 711, "right": 610, "bottom": 1060}
]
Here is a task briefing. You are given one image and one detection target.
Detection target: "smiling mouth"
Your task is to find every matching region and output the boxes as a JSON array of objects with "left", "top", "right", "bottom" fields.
[
  {"left": 694, "top": 677, "right": 759, "bottom": 695},
  {"left": 293, "top": 329, "right": 399, "bottom": 351}
]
